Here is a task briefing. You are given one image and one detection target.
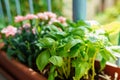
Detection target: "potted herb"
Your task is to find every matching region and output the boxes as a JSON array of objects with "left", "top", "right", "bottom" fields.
[{"left": 0, "top": 12, "right": 120, "bottom": 80}]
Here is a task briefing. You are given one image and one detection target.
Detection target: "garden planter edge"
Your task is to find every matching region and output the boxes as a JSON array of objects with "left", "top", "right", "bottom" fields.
[
  {"left": 95, "top": 60, "right": 120, "bottom": 79},
  {"left": 0, "top": 51, "right": 120, "bottom": 80},
  {"left": 0, "top": 51, "right": 47, "bottom": 80}
]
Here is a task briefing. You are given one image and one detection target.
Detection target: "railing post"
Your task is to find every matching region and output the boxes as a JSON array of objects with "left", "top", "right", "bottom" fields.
[
  {"left": 47, "top": 0, "right": 52, "bottom": 12},
  {"left": 0, "top": 0, "right": 4, "bottom": 20},
  {"left": 15, "top": 0, "right": 21, "bottom": 15},
  {"left": 28, "top": 0, "right": 34, "bottom": 14},
  {"left": 4, "top": 0, "right": 12, "bottom": 24},
  {"left": 72, "top": 0, "right": 86, "bottom": 22}
]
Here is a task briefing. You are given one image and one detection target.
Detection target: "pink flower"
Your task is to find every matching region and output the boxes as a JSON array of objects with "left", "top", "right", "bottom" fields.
[
  {"left": 21, "top": 23, "right": 31, "bottom": 33},
  {"left": 1, "top": 25, "right": 17, "bottom": 37},
  {"left": 14, "top": 15, "right": 25, "bottom": 23},
  {"left": 58, "top": 16, "right": 66, "bottom": 23},
  {"left": 37, "top": 13, "right": 48, "bottom": 20},
  {"left": 49, "top": 18, "right": 59, "bottom": 24},
  {"left": 44, "top": 12, "right": 57, "bottom": 18},
  {"left": 25, "top": 14, "right": 38, "bottom": 20}
]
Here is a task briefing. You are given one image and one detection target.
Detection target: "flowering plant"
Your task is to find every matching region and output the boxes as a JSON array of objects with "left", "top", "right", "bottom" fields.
[
  {"left": 1, "top": 12, "right": 120, "bottom": 80},
  {"left": 1, "top": 12, "right": 66, "bottom": 68}
]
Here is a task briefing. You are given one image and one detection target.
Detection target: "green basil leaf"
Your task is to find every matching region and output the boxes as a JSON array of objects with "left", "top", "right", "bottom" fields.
[
  {"left": 37, "top": 37, "right": 55, "bottom": 48},
  {"left": 100, "top": 49, "right": 110, "bottom": 61},
  {"left": 49, "top": 56, "right": 63, "bottom": 67},
  {"left": 64, "top": 39, "right": 82, "bottom": 52},
  {"left": 36, "top": 50, "right": 50, "bottom": 71},
  {"left": 73, "top": 62, "right": 90, "bottom": 80},
  {"left": 69, "top": 44, "right": 80, "bottom": 57},
  {"left": 100, "top": 58, "right": 106, "bottom": 71}
]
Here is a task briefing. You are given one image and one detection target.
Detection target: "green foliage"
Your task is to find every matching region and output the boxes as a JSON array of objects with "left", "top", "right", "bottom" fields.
[
  {"left": 35, "top": 19, "right": 120, "bottom": 80},
  {"left": 1, "top": 12, "right": 120, "bottom": 80},
  {"left": 73, "top": 62, "right": 90, "bottom": 80},
  {"left": 92, "top": 21, "right": 120, "bottom": 45}
]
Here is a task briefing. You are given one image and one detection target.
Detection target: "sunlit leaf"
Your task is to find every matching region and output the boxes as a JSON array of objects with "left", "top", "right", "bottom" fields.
[
  {"left": 49, "top": 56, "right": 63, "bottom": 67},
  {"left": 36, "top": 37, "right": 55, "bottom": 48},
  {"left": 100, "top": 49, "right": 110, "bottom": 61}
]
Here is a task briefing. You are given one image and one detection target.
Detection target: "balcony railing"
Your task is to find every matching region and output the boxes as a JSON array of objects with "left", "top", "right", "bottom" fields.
[{"left": 0, "top": 0, "right": 86, "bottom": 24}]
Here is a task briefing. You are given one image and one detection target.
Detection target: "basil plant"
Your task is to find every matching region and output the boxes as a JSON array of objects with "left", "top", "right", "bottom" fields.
[{"left": 36, "top": 20, "right": 120, "bottom": 80}]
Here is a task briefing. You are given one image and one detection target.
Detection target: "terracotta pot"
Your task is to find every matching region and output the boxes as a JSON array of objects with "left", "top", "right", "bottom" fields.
[{"left": 0, "top": 51, "right": 47, "bottom": 80}]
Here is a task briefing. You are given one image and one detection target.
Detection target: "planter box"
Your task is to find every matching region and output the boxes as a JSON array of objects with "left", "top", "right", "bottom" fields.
[
  {"left": 95, "top": 61, "right": 120, "bottom": 80},
  {"left": 0, "top": 51, "right": 120, "bottom": 80},
  {"left": 0, "top": 67, "right": 14, "bottom": 80},
  {"left": 0, "top": 51, "right": 47, "bottom": 80}
]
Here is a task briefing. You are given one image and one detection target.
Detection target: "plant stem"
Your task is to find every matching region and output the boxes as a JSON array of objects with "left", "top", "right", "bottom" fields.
[
  {"left": 62, "top": 65, "right": 67, "bottom": 78},
  {"left": 20, "top": 22, "right": 23, "bottom": 27},
  {"left": 30, "top": 20, "right": 33, "bottom": 28},
  {"left": 67, "top": 57, "right": 71, "bottom": 78},
  {"left": 91, "top": 50, "right": 98, "bottom": 80},
  {"left": 57, "top": 69, "right": 64, "bottom": 79},
  {"left": 57, "top": 74, "right": 64, "bottom": 80},
  {"left": 62, "top": 58, "right": 69, "bottom": 79}
]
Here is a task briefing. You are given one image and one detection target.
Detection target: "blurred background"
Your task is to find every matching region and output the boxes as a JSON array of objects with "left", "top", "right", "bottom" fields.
[
  {"left": 0, "top": 0, "right": 120, "bottom": 25},
  {"left": 1, "top": 0, "right": 120, "bottom": 46}
]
